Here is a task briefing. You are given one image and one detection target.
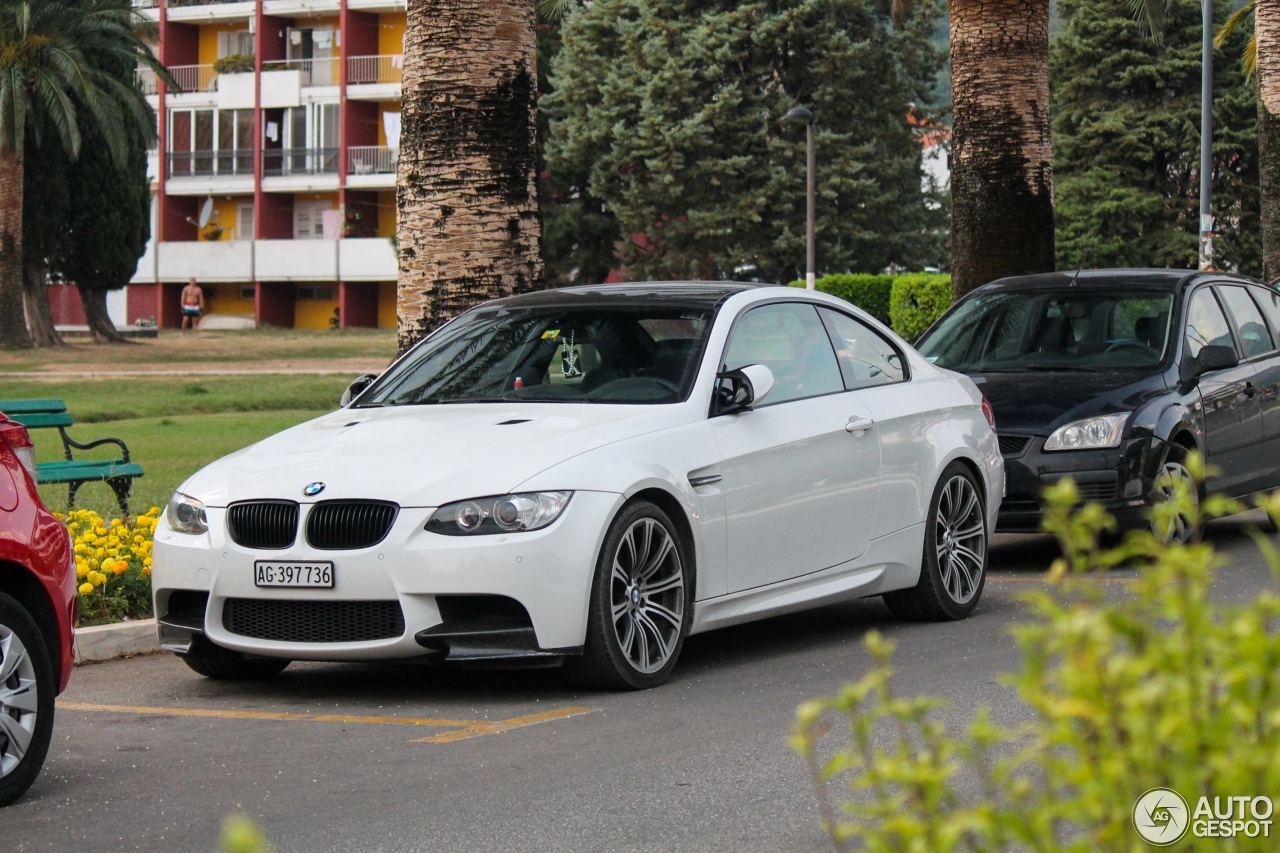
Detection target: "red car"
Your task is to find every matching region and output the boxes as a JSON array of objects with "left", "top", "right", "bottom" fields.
[{"left": 0, "top": 413, "right": 76, "bottom": 806}]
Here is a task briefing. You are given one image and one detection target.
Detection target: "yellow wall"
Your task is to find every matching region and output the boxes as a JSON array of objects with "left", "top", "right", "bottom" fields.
[
  {"left": 206, "top": 283, "right": 255, "bottom": 316},
  {"left": 376, "top": 191, "right": 396, "bottom": 237},
  {"left": 198, "top": 23, "right": 250, "bottom": 66},
  {"left": 378, "top": 13, "right": 406, "bottom": 56},
  {"left": 378, "top": 281, "right": 396, "bottom": 329},
  {"left": 295, "top": 291, "right": 341, "bottom": 330},
  {"left": 197, "top": 198, "right": 248, "bottom": 241}
]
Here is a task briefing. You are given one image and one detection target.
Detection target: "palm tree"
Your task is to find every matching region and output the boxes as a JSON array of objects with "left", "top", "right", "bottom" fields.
[
  {"left": 396, "top": 0, "right": 543, "bottom": 355},
  {"left": 1217, "top": 0, "right": 1280, "bottom": 280},
  {"left": 0, "top": 0, "right": 163, "bottom": 348},
  {"left": 891, "top": 0, "right": 1168, "bottom": 298}
]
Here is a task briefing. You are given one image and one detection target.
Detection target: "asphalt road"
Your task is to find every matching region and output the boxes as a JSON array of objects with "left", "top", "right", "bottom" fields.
[{"left": 8, "top": 509, "right": 1278, "bottom": 852}]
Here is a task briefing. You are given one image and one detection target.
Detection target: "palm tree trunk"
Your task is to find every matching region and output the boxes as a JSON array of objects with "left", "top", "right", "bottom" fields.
[
  {"left": 396, "top": 0, "right": 543, "bottom": 355},
  {"left": 949, "top": 0, "right": 1055, "bottom": 298},
  {"left": 22, "top": 259, "right": 64, "bottom": 347},
  {"left": 78, "top": 286, "right": 132, "bottom": 344},
  {"left": 0, "top": 146, "right": 32, "bottom": 348},
  {"left": 1258, "top": 0, "right": 1280, "bottom": 281}
]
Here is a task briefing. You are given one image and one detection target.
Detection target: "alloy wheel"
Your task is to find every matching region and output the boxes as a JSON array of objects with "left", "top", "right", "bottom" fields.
[
  {"left": 934, "top": 474, "right": 986, "bottom": 605},
  {"left": 610, "top": 517, "right": 685, "bottom": 674},
  {"left": 1152, "top": 461, "right": 1199, "bottom": 545},
  {"left": 0, "top": 624, "right": 38, "bottom": 779}
]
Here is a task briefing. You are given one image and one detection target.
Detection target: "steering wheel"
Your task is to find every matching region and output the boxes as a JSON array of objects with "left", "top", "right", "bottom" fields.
[{"left": 1104, "top": 340, "right": 1152, "bottom": 354}]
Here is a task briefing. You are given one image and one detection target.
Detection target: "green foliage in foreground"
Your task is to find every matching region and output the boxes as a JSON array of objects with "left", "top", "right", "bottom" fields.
[
  {"left": 223, "top": 816, "right": 273, "bottom": 853},
  {"left": 793, "top": 458, "right": 1280, "bottom": 851}
]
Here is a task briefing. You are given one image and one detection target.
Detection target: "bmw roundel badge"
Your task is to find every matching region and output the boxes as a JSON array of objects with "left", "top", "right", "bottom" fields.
[{"left": 303, "top": 482, "right": 326, "bottom": 497}]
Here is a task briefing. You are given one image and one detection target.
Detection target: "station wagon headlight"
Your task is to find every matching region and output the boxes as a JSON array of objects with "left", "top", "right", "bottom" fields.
[
  {"left": 427, "top": 492, "right": 572, "bottom": 535},
  {"left": 166, "top": 492, "right": 209, "bottom": 534},
  {"left": 1043, "top": 413, "right": 1129, "bottom": 452}
]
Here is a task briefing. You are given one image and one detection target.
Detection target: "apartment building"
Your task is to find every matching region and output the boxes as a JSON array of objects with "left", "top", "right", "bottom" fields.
[{"left": 127, "top": 0, "right": 405, "bottom": 330}]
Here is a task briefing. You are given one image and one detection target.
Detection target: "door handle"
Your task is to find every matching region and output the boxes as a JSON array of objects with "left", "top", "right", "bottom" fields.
[{"left": 845, "top": 416, "right": 874, "bottom": 433}]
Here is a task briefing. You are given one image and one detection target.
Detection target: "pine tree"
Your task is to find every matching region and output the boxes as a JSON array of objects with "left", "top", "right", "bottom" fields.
[
  {"left": 1052, "top": 0, "right": 1261, "bottom": 274},
  {"left": 543, "top": 0, "right": 946, "bottom": 283}
]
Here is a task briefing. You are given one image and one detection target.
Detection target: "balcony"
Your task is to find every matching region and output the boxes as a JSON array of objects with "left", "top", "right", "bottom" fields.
[
  {"left": 265, "top": 58, "right": 341, "bottom": 88},
  {"left": 346, "top": 146, "right": 396, "bottom": 188},
  {"left": 137, "top": 66, "right": 158, "bottom": 96},
  {"left": 165, "top": 0, "right": 255, "bottom": 21},
  {"left": 157, "top": 240, "right": 254, "bottom": 283},
  {"left": 348, "top": 55, "right": 403, "bottom": 86},
  {"left": 167, "top": 150, "right": 254, "bottom": 178},
  {"left": 262, "top": 148, "right": 339, "bottom": 177},
  {"left": 339, "top": 238, "right": 397, "bottom": 281},
  {"left": 168, "top": 64, "right": 216, "bottom": 94},
  {"left": 256, "top": 240, "right": 339, "bottom": 281},
  {"left": 347, "top": 55, "right": 402, "bottom": 101}
]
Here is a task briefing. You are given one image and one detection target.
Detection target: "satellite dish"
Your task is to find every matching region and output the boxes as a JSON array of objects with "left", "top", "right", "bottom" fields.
[{"left": 198, "top": 197, "right": 214, "bottom": 228}]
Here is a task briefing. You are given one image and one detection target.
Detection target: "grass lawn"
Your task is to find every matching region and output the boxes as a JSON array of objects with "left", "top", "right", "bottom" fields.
[
  {"left": 0, "top": 327, "right": 396, "bottom": 372},
  {"left": 35, "top": 409, "right": 326, "bottom": 514}
]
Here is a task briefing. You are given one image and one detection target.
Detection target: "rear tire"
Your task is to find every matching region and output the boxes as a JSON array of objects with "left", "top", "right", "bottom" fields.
[
  {"left": 883, "top": 462, "right": 988, "bottom": 622},
  {"left": 0, "top": 592, "right": 56, "bottom": 808},
  {"left": 563, "top": 500, "right": 691, "bottom": 690},
  {"left": 181, "top": 642, "right": 290, "bottom": 680}
]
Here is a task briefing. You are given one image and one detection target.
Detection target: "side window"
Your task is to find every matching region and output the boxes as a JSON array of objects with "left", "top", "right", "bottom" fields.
[
  {"left": 819, "top": 308, "right": 905, "bottom": 389},
  {"left": 1184, "top": 288, "right": 1235, "bottom": 360},
  {"left": 1249, "top": 286, "right": 1280, "bottom": 343},
  {"left": 723, "top": 303, "right": 843, "bottom": 405},
  {"left": 1219, "top": 286, "right": 1276, "bottom": 359}
]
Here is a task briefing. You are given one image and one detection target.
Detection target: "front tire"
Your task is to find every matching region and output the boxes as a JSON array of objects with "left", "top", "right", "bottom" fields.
[
  {"left": 181, "top": 642, "right": 290, "bottom": 680},
  {"left": 564, "top": 500, "right": 691, "bottom": 690},
  {"left": 0, "top": 592, "right": 56, "bottom": 807},
  {"left": 884, "top": 462, "right": 988, "bottom": 621},
  {"left": 1150, "top": 447, "right": 1202, "bottom": 545}
]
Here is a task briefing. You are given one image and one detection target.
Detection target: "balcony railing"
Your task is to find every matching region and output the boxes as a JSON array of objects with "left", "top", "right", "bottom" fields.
[
  {"left": 347, "top": 55, "right": 404, "bottom": 86},
  {"left": 265, "top": 58, "right": 341, "bottom": 87},
  {"left": 168, "top": 0, "right": 247, "bottom": 6},
  {"left": 262, "top": 147, "right": 339, "bottom": 177},
  {"left": 167, "top": 150, "right": 254, "bottom": 178},
  {"left": 168, "top": 64, "right": 216, "bottom": 93},
  {"left": 137, "top": 66, "right": 158, "bottom": 95},
  {"left": 347, "top": 146, "right": 397, "bottom": 175},
  {"left": 132, "top": 0, "right": 157, "bottom": 9}
]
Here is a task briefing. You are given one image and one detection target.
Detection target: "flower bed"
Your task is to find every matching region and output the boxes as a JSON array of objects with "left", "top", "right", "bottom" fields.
[{"left": 61, "top": 507, "right": 160, "bottom": 627}]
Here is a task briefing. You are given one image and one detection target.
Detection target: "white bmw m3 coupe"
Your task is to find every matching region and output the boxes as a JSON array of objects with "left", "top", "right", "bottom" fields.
[{"left": 153, "top": 282, "right": 1003, "bottom": 689}]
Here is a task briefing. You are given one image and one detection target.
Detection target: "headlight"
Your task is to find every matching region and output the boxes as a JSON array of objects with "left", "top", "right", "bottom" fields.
[
  {"left": 1043, "top": 413, "right": 1130, "bottom": 451},
  {"left": 426, "top": 491, "right": 572, "bottom": 536},
  {"left": 166, "top": 492, "right": 209, "bottom": 534}
]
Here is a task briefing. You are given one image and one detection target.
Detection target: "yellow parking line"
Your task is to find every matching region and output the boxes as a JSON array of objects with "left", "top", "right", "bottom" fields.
[
  {"left": 411, "top": 706, "right": 597, "bottom": 743},
  {"left": 58, "top": 701, "right": 478, "bottom": 728}
]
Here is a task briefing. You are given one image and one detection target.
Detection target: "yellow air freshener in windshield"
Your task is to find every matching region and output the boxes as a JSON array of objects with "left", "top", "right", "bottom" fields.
[{"left": 542, "top": 329, "right": 560, "bottom": 339}]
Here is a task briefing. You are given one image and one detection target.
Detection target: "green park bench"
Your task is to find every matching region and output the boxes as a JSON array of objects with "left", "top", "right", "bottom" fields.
[{"left": 0, "top": 398, "right": 144, "bottom": 513}]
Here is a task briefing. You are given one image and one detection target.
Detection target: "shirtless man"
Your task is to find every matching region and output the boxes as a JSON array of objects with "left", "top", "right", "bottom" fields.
[{"left": 180, "top": 277, "right": 205, "bottom": 336}]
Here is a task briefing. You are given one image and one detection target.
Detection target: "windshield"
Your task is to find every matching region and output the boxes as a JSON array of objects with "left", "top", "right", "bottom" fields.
[
  {"left": 359, "top": 306, "right": 712, "bottom": 406},
  {"left": 917, "top": 290, "right": 1175, "bottom": 372}
]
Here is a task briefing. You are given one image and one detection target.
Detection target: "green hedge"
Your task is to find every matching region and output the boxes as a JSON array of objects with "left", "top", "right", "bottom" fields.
[
  {"left": 791, "top": 273, "right": 952, "bottom": 340},
  {"left": 889, "top": 274, "right": 952, "bottom": 342}
]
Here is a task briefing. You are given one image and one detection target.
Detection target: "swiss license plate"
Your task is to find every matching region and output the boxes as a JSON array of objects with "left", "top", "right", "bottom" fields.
[{"left": 254, "top": 561, "right": 334, "bottom": 589}]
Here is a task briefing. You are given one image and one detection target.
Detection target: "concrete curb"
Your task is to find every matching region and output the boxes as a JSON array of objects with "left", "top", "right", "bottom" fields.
[{"left": 75, "top": 618, "right": 160, "bottom": 664}]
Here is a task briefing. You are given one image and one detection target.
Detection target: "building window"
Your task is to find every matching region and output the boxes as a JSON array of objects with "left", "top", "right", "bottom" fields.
[
  {"left": 297, "top": 286, "right": 334, "bottom": 301},
  {"left": 168, "top": 107, "right": 253, "bottom": 177},
  {"left": 239, "top": 286, "right": 256, "bottom": 301}
]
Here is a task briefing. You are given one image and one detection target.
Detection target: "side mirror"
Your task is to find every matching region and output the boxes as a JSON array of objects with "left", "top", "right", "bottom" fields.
[
  {"left": 714, "top": 364, "right": 775, "bottom": 415},
  {"left": 340, "top": 374, "right": 378, "bottom": 407},
  {"left": 1180, "top": 344, "right": 1239, "bottom": 384}
]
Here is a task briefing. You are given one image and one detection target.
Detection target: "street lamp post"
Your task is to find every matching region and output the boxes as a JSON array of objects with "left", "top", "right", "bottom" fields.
[
  {"left": 1198, "top": 0, "right": 1214, "bottom": 270},
  {"left": 782, "top": 106, "right": 816, "bottom": 289}
]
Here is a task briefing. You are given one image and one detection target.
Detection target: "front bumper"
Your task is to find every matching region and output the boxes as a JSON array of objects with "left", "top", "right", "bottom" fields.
[
  {"left": 151, "top": 490, "right": 623, "bottom": 661},
  {"left": 995, "top": 434, "right": 1167, "bottom": 533}
]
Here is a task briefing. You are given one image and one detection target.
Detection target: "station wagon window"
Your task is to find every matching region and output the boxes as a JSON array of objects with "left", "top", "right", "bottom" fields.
[
  {"left": 818, "top": 308, "right": 905, "bottom": 389},
  {"left": 722, "top": 303, "right": 843, "bottom": 405},
  {"left": 1218, "top": 286, "right": 1275, "bottom": 359},
  {"left": 1185, "top": 288, "right": 1235, "bottom": 360}
]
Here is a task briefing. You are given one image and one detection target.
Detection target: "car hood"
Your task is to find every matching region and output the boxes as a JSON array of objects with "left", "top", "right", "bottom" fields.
[
  {"left": 179, "top": 403, "right": 692, "bottom": 508},
  {"left": 973, "top": 370, "right": 1168, "bottom": 434}
]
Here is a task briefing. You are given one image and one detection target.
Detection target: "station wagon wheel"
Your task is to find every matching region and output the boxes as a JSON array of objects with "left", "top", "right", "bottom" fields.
[
  {"left": 1151, "top": 452, "right": 1201, "bottom": 545},
  {"left": 0, "top": 592, "right": 55, "bottom": 807},
  {"left": 564, "top": 500, "right": 691, "bottom": 690},
  {"left": 884, "top": 462, "right": 988, "bottom": 622}
]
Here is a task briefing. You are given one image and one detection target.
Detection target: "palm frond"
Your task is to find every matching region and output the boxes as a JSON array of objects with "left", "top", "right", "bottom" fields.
[
  {"left": 1128, "top": 0, "right": 1170, "bottom": 44},
  {"left": 1214, "top": 0, "right": 1257, "bottom": 79},
  {"left": 537, "top": 0, "right": 575, "bottom": 23},
  {"left": 890, "top": 0, "right": 915, "bottom": 26}
]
